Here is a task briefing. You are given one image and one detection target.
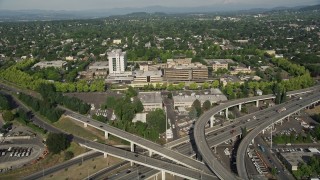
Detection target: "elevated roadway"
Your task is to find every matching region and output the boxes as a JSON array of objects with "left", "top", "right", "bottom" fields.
[
  {"left": 80, "top": 140, "right": 216, "bottom": 180},
  {"left": 65, "top": 111, "right": 212, "bottom": 174},
  {"left": 237, "top": 91, "right": 320, "bottom": 180},
  {"left": 193, "top": 86, "right": 320, "bottom": 180}
]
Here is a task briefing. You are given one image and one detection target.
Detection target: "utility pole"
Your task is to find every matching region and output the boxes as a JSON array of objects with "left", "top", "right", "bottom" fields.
[
  {"left": 271, "top": 120, "right": 273, "bottom": 150},
  {"left": 165, "top": 106, "right": 168, "bottom": 143}
]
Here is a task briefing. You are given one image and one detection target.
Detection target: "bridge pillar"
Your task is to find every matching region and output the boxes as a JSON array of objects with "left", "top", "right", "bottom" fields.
[
  {"left": 256, "top": 100, "right": 259, "bottom": 107},
  {"left": 262, "top": 129, "right": 265, "bottom": 134},
  {"left": 251, "top": 139, "right": 254, "bottom": 144},
  {"left": 239, "top": 104, "right": 242, "bottom": 111},
  {"left": 214, "top": 146, "right": 217, "bottom": 153},
  {"left": 84, "top": 123, "right": 88, "bottom": 128},
  {"left": 210, "top": 116, "right": 215, "bottom": 128},
  {"left": 162, "top": 170, "right": 166, "bottom": 180},
  {"left": 225, "top": 108, "right": 229, "bottom": 119},
  {"left": 130, "top": 142, "right": 135, "bottom": 152},
  {"left": 104, "top": 131, "right": 109, "bottom": 139},
  {"left": 149, "top": 150, "right": 153, "bottom": 157},
  {"left": 104, "top": 153, "right": 108, "bottom": 158},
  {"left": 280, "top": 120, "right": 283, "bottom": 125}
]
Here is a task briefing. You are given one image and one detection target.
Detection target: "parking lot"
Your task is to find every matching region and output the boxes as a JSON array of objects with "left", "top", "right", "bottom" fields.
[
  {"left": 247, "top": 146, "right": 269, "bottom": 175},
  {"left": 0, "top": 143, "right": 44, "bottom": 172}
]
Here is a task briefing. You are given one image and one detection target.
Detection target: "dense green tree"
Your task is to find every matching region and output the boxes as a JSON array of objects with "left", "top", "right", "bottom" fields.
[
  {"left": 146, "top": 109, "right": 166, "bottom": 133},
  {"left": 0, "top": 94, "right": 11, "bottom": 110},
  {"left": 46, "top": 133, "right": 71, "bottom": 154},
  {"left": 2, "top": 110, "right": 14, "bottom": 122},
  {"left": 189, "top": 82, "right": 198, "bottom": 90},
  {"left": 192, "top": 99, "right": 202, "bottom": 117},
  {"left": 133, "top": 99, "right": 144, "bottom": 113},
  {"left": 202, "top": 100, "right": 211, "bottom": 111},
  {"left": 189, "top": 106, "right": 197, "bottom": 120}
]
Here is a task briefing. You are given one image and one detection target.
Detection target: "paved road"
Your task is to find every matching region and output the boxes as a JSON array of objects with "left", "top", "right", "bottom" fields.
[
  {"left": 23, "top": 151, "right": 102, "bottom": 180},
  {"left": 65, "top": 111, "right": 212, "bottom": 174},
  {"left": 1, "top": 82, "right": 318, "bottom": 178},
  {"left": 86, "top": 161, "right": 128, "bottom": 180},
  {"left": 255, "top": 136, "right": 295, "bottom": 180},
  {"left": 80, "top": 141, "right": 216, "bottom": 180},
  {"left": 163, "top": 97, "right": 179, "bottom": 139},
  {"left": 236, "top": 91, "right": 320, "bottom": 180},
  {"left": 193, "top": 86, "right": 320, "bottom": 180}
]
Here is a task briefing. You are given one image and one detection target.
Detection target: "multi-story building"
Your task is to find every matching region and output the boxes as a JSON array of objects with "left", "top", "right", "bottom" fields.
[
  {"left": 138, "top": 92, "right": 163, "bottom": 111},
  {"left": 107, "top": 49, "right": 127, "bottom": 74},
  {"left": 205, "top": 59, "right": 234, "bottom": 71},
  {"left": 133, "top": 70, "right": 163, "bottom": 83},
  {"left": 164, "top": 62, "right": 208, "bottom": 82},
  {"left": 212, "top": 61, "right": 228, "bottom": 71}
]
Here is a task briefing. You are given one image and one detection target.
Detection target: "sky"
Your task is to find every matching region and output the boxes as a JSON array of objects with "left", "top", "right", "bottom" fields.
[{"left": 0, "top": 0, "right": 319, "bottom": 10}]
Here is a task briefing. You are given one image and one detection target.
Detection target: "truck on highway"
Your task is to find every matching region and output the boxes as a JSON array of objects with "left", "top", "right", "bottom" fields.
[
  {"left": 277, "top": 107, "right": 286, "bottom": 113},
  {"left": 257, "top": 144, "right": 265, "bottom": 152}
]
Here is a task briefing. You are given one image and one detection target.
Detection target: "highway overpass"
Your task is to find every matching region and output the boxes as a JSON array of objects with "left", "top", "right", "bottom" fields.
[
  {"left": 79, "top": 140, "right": 216, "bottom": 180},
  {"left": 193, "top": 85, "right": 320, "bottom": 180},
  {"left": 237, "top": 90, "right": 320, "bottom": 180}
]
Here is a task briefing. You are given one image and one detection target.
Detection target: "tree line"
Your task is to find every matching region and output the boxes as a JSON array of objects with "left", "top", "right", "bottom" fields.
[{"left": 0, "top": 59, "right": 105, "bottom": 93}]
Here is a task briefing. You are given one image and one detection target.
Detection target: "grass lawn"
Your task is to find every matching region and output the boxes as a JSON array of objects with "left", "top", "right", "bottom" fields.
[
  {"left": 306, "top": 105, "right": 320, "bottom": 115},
  {"left": 0, "top": 143, "right": 86, "bottom": 180},
  {"left": 54, "top": 116, "right": 105, "bottom": 143},
  {"left": 1, "top": 153, "right": 63, "bottom": 179},
  {"left": 43, "top": 156, "right": 123, "bottom": 180},
  {"left": 55, "top": 116, "right": 125, "bottom": 145}
]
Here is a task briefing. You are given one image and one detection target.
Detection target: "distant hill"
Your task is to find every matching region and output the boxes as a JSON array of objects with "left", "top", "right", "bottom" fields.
[{"left": 0, "top": 4, "right": 319, "bottom": 22}]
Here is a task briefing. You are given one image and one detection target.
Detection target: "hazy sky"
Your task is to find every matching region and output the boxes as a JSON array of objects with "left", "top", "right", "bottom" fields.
[{"left": 0, "top": 0, "right": 318, "bottom": 10}]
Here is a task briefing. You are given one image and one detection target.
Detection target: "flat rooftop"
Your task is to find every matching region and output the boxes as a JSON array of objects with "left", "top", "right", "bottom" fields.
[
  {"left": 134, "top": 70, "right": 162, "bottom": 77},
  {"left": 138, "top": 92, "right": 163, "bottom": 104},
  {"left": 205, "top": 59, "right": 235, "bottom": 65},
  {"left": 173, "top": 94, "right": 227, "bottom": 103}
]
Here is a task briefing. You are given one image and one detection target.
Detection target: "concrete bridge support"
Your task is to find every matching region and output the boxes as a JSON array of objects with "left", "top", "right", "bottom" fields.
[
  {"left": 256, "top": 100, "right": 259, "bottom": 107},
  {"left": 104, "top": 131, "right": 109, "bottom": 139},
  {"left": 149, "top": 150, "right": 153, "bottom": 157},
  {"left": 162, "top": 170, "right": 166, "bottom": 180},
  {"left": 239, "top": 104, "right": 242, "bottom": 111},
  {"left": 210, "top": 116, "right": 215, "bottom": 128},
  {"left": 104, "top": 153, "right": 108, "bottom": 158},
  {"left": 213, "top": 146, "right": 217, "bottom": 154},
  {"left": 130, "top": 142, "right": 135, "bottom": 166},
  {"left": 225, "top": 108, "right": 229, "bottom": 119},
  {"left": 84, "top": 123, "right": 88, "bottom": 128}
]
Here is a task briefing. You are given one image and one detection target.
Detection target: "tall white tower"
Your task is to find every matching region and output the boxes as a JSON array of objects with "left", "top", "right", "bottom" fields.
[{"left": 107, "top": 49, "right": 127, "bottom": 74}]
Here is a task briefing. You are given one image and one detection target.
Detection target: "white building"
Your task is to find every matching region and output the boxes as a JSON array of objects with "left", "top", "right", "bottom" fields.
[
  {"left": 138, "top": 92, "right": 163, "bottom": 111},
  {"left": 33, "top": 60, "right": 67, "bottom": 69},
  {"left": 173, "top": 89, "right": 228, "bottom": 108},
  {"left": 132, "top": 113, "right": 147, "bottom": 123},
  {"left": 107, "top": 49, "right": 127, "bottom": 74}
]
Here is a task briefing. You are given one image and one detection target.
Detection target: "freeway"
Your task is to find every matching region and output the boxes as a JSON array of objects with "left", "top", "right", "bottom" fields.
[
  {"left": 1, "top": 87, "right": 199, "bottom": 180},
  {"left": 103, "top": 98, "right": 296, "bottom": 179},
  {"left": 237, "top": 91, "right": 320, "bottom": 180},
  {"left": 23, "top": 151, "right": 102, "bottom": 180},
  {"left": 193, "top": 86, "right": 320, "bottom": 180},
  {"left": 65, "top": 111, "right": 212, "bottom": 174},
  {"left": 1, "top": 81, "right": 316, "bottom": 178},
  {"left": 80, "top": 140, "right": 216, "bottom": 180}
]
